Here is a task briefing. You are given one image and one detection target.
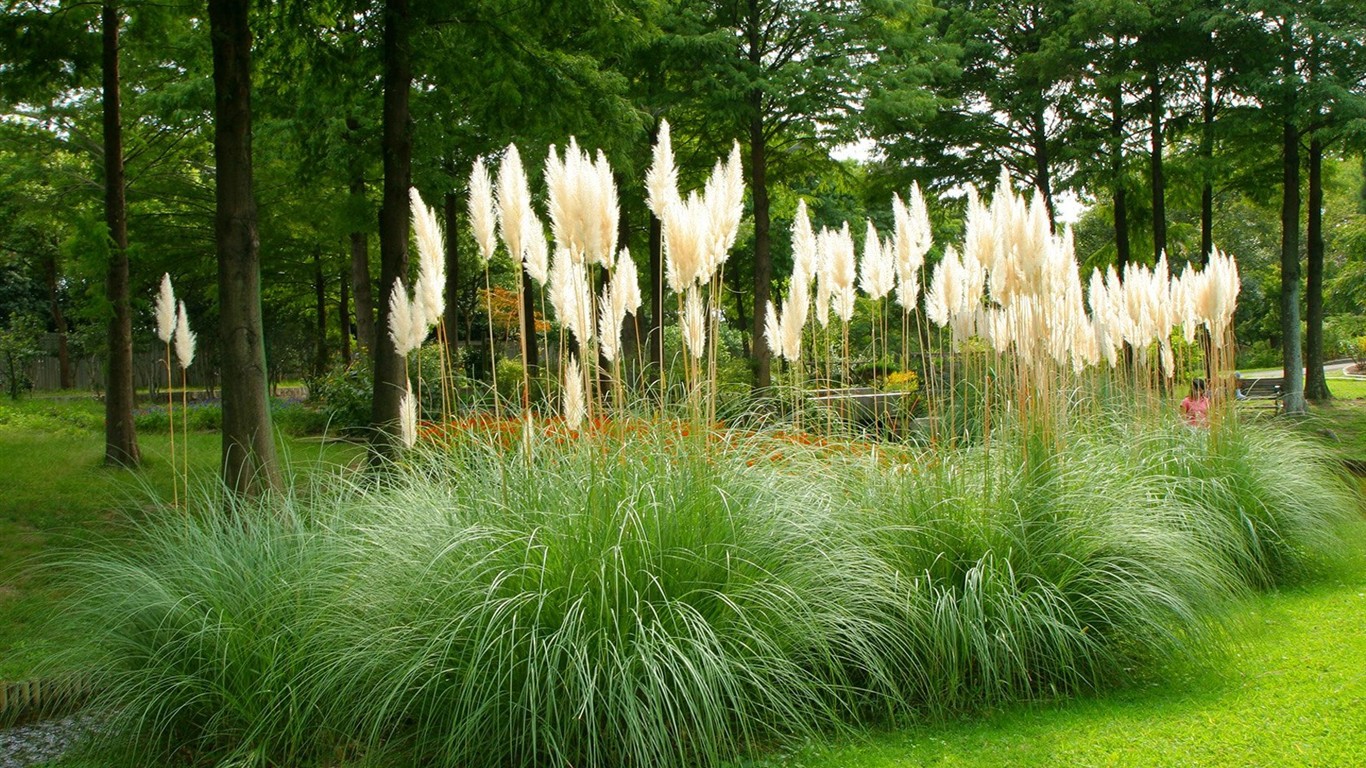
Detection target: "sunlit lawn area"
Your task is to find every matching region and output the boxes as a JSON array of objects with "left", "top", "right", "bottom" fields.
[{"left": 742, "top": 530, "right": 1366, "bottom": 768}]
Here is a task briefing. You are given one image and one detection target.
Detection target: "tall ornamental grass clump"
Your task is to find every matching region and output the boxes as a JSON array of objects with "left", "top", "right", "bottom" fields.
[
  {"left": 318, "top": 431, "right": 883, "bottom": 768},
  {"left": 1121, "top": 418, "right": 1359, "bottom": 588},
  {"left": 60, "top": 412, "right": 1361, "bottom": 768},
  {"left": 824, "top": 431, "right": 1239, "bottom": 714},
  {"left": 64, "top": 429, "right": 894, "bottom": 768},
  {"left": 62, "top": 493, "right": 356, "bottom": 766}
]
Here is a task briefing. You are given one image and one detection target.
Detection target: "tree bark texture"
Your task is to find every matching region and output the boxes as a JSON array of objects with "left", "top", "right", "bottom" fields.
[
  {"left": 313, "top": 249, "right": 327, "bottom": 380},
  {"left": 1149, "top": 60, "right": 1166, "bottom": 263},
  {"left": 339, "top": 266, "right": 351, "bottom": 366},
  {"left": 1279, "top": 120, "right": 1305, "bottom": 414},
  {"left": 1110, "top": 83, "right": 1129, "bottom": 273},
  {"left": 102, "top": 3, "right": 139, "bottom": 467},
  {"left": 369, "top": 0, "right": 412, "bottom": 462},
  {"left": 1200, "top": 55, "right": 1215, "bottom": 264},
  {"left": 746, "top": 0, "right": 771, "bottom": 390},
  {"left": 1304, "top": 134, "right": 1330, "bottom": 402},
  {"left": 209, "top": 0, "right": 281, "bottom": 494},
  {"left": 1030, "top": 106, "right": 1056, "bottom": 229}
]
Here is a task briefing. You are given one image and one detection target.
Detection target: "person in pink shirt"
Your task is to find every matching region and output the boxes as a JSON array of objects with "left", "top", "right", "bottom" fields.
[{"left": 1180, "top": 378, "right": 1211, "bottom": 427}]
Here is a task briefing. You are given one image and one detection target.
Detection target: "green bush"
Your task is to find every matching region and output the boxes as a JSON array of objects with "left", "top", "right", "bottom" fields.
[
  {"left": 308, "top": 361, "right": 373, "bottom": 435},
  {"left": 62, "top": 413, "right": 1360, "bottom": 768}
]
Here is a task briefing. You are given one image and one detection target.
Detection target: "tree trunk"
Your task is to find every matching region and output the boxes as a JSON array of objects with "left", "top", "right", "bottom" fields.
[
  {"left": 369, "top": 0, "right": 412, "bottom": 462},
  {"left": 747, "top": 0, "right": 771, "bottom": 390},
  {"left": 346, "top": 117, "right": 375, "bottom": 358},
  {"left": 350, "top": 231, "right": 375, "bottom": 360},
  {"left": 748, "top": 106, "right": 771, "bottom": 390},
  {"left": 1200, "top": 55, "right": 1215, "bottom": 264},
  {"left": 1279, "top": 119, "right": 1305, "bottom": 414},
  {"left": 1110, "top": 82, "right": 1130, "bottom": 273},
  {"left": 313, "top": 248, "right": 327, "bottom": 380},
  {"left": 42, "top": 250, "right": 73, "bottom": 389},
  {"left": 209, "top": 0, "right": 280, "bottom": 494},
  {"left": 339, "top": 266, "right": 351, "bottom": 366},
  {"left": 1304, "top": 134, "right": 1330, "bottom": 402},
  {"left": 443, "top": 190, "right": 461, "bottom": 367},
  {"left": 101, "top": 3, "right": 139, "bottom": 467},
  {"left": 1149, "top": 59, "right": 1167, "bottom": 263},
  {"left": 1030, "top": 106, "right": 1056, "bottom": 229}
]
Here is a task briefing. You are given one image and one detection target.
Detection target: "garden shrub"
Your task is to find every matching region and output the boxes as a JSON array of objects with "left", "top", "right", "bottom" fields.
[
  {"left": 308, "top": 361, "right": 374, "bottom": 435},
  {"left": 61, "top": 412, "right": 1361, "bottom": 768}
]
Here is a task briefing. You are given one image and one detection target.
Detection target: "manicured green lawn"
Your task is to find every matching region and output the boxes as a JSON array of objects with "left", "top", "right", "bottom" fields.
[
  {"left": 1324, "top": 376, "right": 1366, "bottom": 399},
  {"left": 743, "top": 524, "right": 1366, "bottom": 768},
  {"left": 0, "top": 396, "right": 362, "bottom": 680}
]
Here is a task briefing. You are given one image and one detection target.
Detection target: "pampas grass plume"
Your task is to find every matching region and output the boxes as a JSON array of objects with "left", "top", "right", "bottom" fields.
[
  {"left": 174, "top": 301, "right": 195, "bottom": 369},
  {"left": 523, "top": 216, "right": 550, "bottom": 286},
  {"left": 388, "top": 279, "right": 415, "bottom": 355},
  {"left": 563, "top": 356, "right": 585, "bottom": 430},
  {"left": 612, "top": 249, "right": 641, "bottom": 316},
  {"left": 682, "top": 287, "right": 706, "bottom": 360},
  {"left": 468, "top": 159, "right": 497, "bottom": 265},
  {"left": 155, "top": 273, "right": 176, "bottom": 344},
  {"left": 646, "top": 119, "right": 679, "bottom": 217},
  {"left": 399, "top": 382, "right": 417, "bottom": 449},
  {"left": 410, "top": 188, "right": 446, "bottom": 322},
  {"left": 496, "top": 144, "right": 531, "bottom": 264}
]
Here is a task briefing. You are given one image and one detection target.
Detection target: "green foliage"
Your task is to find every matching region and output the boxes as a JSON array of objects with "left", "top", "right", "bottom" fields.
[
  {"left": 309, "top": 360, "right": 374, "bottom": 436},
  {"left": 0, "top": 311, "right": 42, "bottom": 399},
  {"left": 59, "top": 409, "right": 1360, "bottom": 767}
]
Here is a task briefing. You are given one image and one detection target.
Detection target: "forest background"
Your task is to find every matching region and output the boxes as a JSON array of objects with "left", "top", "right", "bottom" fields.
[{"left": 1, "top": 0, "right": 1364, "bottom": 492}]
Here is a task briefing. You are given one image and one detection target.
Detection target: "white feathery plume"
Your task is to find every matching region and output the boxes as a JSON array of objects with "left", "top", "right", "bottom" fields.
[
  {"left": 563, "top": 356, "right": 585, "bottom": 430},
  {"left": 792, "top": 199, "right": 818, "bottom": 286},
  {"left": 496, "top": 144, "right": 532, "bottom": 266},
  {"left": 468, "top": 159, "right": 497, "bottom": 265},
  {"left": 925, "top": 246, "right": 962, "bottom": 327},
  {"left": 548, "top": 248, "right": 573, "bottom": 326},
  {"left": 388, "top": 279, "right": 415, "bottom": 355},
  {"left": 827, "top": 222, "right": 857, "bottom": 294},
  {"left": 612, "top": 248, "right": 642, "bottom": 316},
  {"left": 173, "top": 301, "right": 195, "bottom": 369},
  {"left": 571, "top": 264, "right": 595, "bottom": 348},
  {"left": 155, "top": 273, "right": 177, "bottom": 344},
  {"left": 546, "top": 139, "right": 619, "bottom": 268},
  {"left": 764, "top": 301, "right": 783, "bottom": 360},
  {"left": 682, "top": 287, "right": 706, "bottom": 360},
  {"left": 598, "top": 288, "right": 623, "bottom": 364},
  {"left": 407, "top": 291, "right": 428, "bottom": 352},
  {"left": 780, "top": 275, "right": 809, "bottom": 362},
  {"left": 399, "top": 382, "right": 417, "bottom": 449},
  {"left": 646, "top": 119, "right": 680, "bottom": 217},
  {"left": 814, "top": 228, "right": 833, "bottom": 329},
  {"left": 410, "top": 187, "right": 446, "bottom": 322},
  {"left": 860, "top": 220, "right": 895, "bottom": 301},
  {"left": 826, "top": 222, "right": 857, "bottom": 323},
  {"left": 523, "top": 215, "right": 549, "bottom": 286},
  {"left": 664, "top": 194, "right": 708, "bottom": 292},
  {"left": 698, "top": 142, "right": 745, "bottom": 284},
  {"left": 594, "top": 149, "right": 620, "bottom": 270}
]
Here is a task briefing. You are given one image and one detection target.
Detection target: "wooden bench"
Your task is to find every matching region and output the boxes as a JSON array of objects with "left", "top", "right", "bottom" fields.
[{"left": 1237, "top": 376, "right": 1283, "bottom": 412}]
